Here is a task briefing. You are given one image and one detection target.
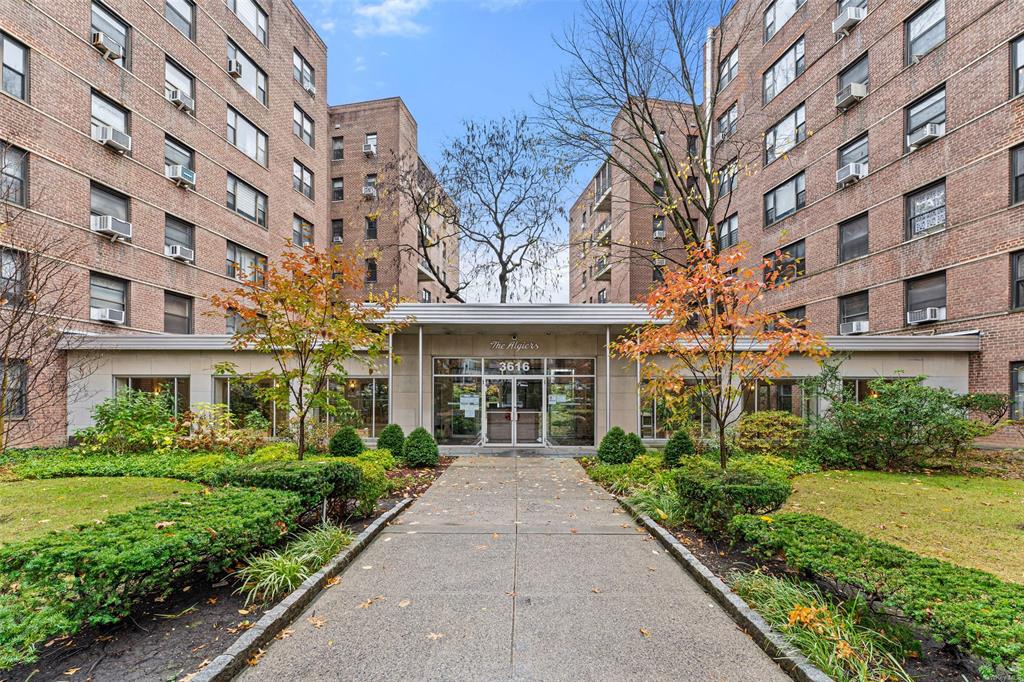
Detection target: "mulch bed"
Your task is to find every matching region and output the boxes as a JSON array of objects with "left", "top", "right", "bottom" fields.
[{"left": 0, "top": 459, "right": 452, "bottom": 682}]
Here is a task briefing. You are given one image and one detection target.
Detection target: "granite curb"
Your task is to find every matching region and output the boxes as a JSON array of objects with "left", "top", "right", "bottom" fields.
[
  {"left": 190, "top": 497, "right": 414, "bottom": 682},
  {"left": 618, "top": 498, "right": 834, "bottom": 682}
]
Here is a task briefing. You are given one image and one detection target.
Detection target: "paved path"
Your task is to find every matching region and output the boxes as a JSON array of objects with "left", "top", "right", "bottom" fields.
[{"left": 237, "top": 456, "right": 791, "bottom": 681}]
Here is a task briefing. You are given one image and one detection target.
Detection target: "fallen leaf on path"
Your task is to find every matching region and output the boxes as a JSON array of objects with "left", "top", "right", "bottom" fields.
[
  {"left": 591, "top": 587, "right": 602, "bottom": 594},
  {"left": 357, "top": 598, "right": 375, "bottom": 609},
  {"left": 361, "top": 565, "right": 373, "bottom": 570},
  {"left": 399, "top": 599, "right": 412, "bottom": 608},
  {"left": 247, "top": 649, "right": 265, "bottom": 666},
  {"left": 206, "top": 597, "right": 218, "bottom": 606},
  {"left": 238, "top": 608, "right": 250, "bottom": 615},
  {"left": 427, "top": 632, "right": 445, "bottom": 640},
  {"left": 64, "top": 668, "right": 81, "bottom": 676},
  {"left": 325, "top": 576, "right": 342, "bottom": 588},
  {"left": 275, "top": 628, "right": 294, "bottom": 640},
  {"left": 640, "top": 628, "right": 651, "bottom": 638},
  {"left": 227, "top": 620, "right": 253, "bottom": 634},
  {"left": 308, "top": 615, "right": 327, "bottom": 628},
  {"left": 647, "top": 566, "right": 657, "bottom": 572}
]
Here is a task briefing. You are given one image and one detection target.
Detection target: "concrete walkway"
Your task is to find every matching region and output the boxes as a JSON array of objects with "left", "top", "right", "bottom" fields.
[{"left": 237, "top": 456, "right": 791, "bottom": 681}]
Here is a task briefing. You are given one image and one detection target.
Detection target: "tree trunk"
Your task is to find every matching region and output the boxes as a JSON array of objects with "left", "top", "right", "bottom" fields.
[
  {"left": 718, "top": 420, "right": 728, "bottom": 470},
  {"left": 297, "top": 412, "right": 306, "bottom": 461},
  {"left": 498, "top": 271, "right": 509, "bottom": 303}
]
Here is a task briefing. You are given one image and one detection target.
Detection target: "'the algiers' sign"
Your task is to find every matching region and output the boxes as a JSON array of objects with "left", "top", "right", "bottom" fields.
[{"left": 489, "top": 339, "right": 540, "bottom": 352}]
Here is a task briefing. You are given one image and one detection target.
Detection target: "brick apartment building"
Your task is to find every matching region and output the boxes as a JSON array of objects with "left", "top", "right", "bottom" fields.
[
  {"left": 328, "top": 97, "right": 459, "bottom": 303},
  {"left": 569, "top": 0, "right": 1024, "bottom": 419}
]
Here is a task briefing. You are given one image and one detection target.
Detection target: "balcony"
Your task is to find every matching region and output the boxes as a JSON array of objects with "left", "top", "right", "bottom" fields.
[
  {"left": 593, "top": 256, "right": 612, "bottom": 281},
  {"left": 593, "top": 220, "right": 612, "bottom": 247},
  {"left": 417, "top": 258, "right": 437, "bottom": 282},
  {"left": 593, "top": 162, "right": 612, "bottom": 212}
]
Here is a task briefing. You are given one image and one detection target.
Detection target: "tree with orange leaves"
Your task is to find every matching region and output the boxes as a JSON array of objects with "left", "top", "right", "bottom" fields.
[
  {"left": 613, "top": 242, "right": 830, "bottom": 469},
  {"left": 210, "top": 244, "right": 404, "bottom": 458}
]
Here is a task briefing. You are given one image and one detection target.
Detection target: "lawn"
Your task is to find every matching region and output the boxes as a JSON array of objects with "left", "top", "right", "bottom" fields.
[
  {"left": 0, "top": 476, "right": 203, "bottom": 544},
  {"left": 784, "top": 470, "right": 1024, "bottom": 583}
]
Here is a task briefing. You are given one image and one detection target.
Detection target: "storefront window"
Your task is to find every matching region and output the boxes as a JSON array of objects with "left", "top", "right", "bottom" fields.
[
  {"left": 547, "top": 377, "right": 594, "bottom": 445},
  {"left": 115, "top": 376, "right": 189, "bottom": 416}
]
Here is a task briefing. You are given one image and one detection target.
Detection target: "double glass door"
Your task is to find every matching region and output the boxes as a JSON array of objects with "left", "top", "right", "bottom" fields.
[{"left": 484, "top": 377, "right": 543, "bottom": 446}]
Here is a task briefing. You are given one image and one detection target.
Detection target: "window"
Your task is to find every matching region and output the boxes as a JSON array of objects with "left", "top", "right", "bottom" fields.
[
  {"left": 906, "top": 181, "right": 946, "bottom": 238},
  {"left": 906, "top": 272, "right": 946, "bottom": 315},
  {"left": 782, "top": 306, "right": 806, "bottom": 323},
  {"left": 718, "top": 48, "right": 738, "bottom": 89},
  {"left": 365, "top": 258, "right": 377, "bottom": 283},
  {"left": 718, "top": 158, "right": 738, "bottom": 197},
  {"left": 1, "top": 142, "right": 27, "bottom": 206},
  {"left": 764, "top": 0, "right": 805, "bottom": 42},
  {"left": 365, "top": 132, "right": 378, "bottom": 152},
  {"left": 718, "top": 214, "right": 738, "bottom": 249},
  {"left": 0, "top": 248, "right": 25, "bottom": 305},
  {"left": 228, "top": 0, "right": 267, "bottom": 45},
  {"left": 332, "top": 136, "right": 344, "bottom": 161},
  {"left": 1012, "top": 251, "right": 1024, "bottom": 309},
  {"left": 765, "top": 239, "right": 806, "bottom": 282},
  {"left": 164, "top": 292, "right": 192, "bottom": 333},
  {"left": 905, "top": 87, "right": 946, "bottom": 147},
  {"left": 764, "top": 104, "right": 805, "bottom": 164},
  {"left": 838, "top": 134, "right": 868, "bottom": 170},
  {"left": 90, "top": 273, "right": 127, "bottom": 318},
  {"left": 226, "top": 174, "right": 267, "bottom": 227},
  {"left": 165, "top": 215, "right": 194, "bottom": 252},
  {"left": 1012, "top": 144, "right": 1024, "bottom": 204},
  {"left": 90, "top": 183, "right": 129, "bottom": 222},
  {"left": 839, "top": 0, "right": 867, "bottom": 10},
  {"left": 117, "top": 377, "right": 190, "bottom": 415},
  {"left": 653, "top": 263, "right": 664, "bottom": 282},
  {"left": 906, "top": 0, "right": 945, "bottom": 64},
  {"left": 1014, "top": 35, "right": 1024, "bottom": 97},
  {"left": 764, "top": 172, "right": 805, "bottom": 225},
  {"left": 838, "top": 213, "right": 869, "bottom": 262},
  {"left": 226, "top": 241, "right": 267, "bottom": 284},
  {"left": 165, "top": 0, "right": 194, "bottom": 38},
  {"left": 227, "top": 40, "right": 267, "bottom": 105},
  {"left": 164, "top": 58, "right": 194, "bottom": 106},
  {"left": 292, "top": 160, "right": 313, "bottom": 199},
  {"left": 717, "top": 103, "right": 737, "bottom": 140},
  {"left": 293, "top": 49, "right": 314, "bottom": 91},
  {"left": 1, "top": 31, "right": 27, "bottom": 100},
  {"left": 839, "top": 291, "right": 869, "bottom": 326},
  {"left": 839, "top": 53, "right": 869, "bottom": 91},
  {"left": 293, "top": 105, "right": 314, "bottom": 147},
  {"left": 653, "top": 215, "right": 664, "bottom": 237},
  {"left": 90, "top": 91, "right": 128, "bottom": 139},
  {"left": 291, "top": 215, "right": 313, "bottom": 247},
  {"left": 91, "top": 2, "right": 130, "bottom": 68},
  {"left": 597, "top": 289, "right": 607, "bottom": 303},
  {"left": 226, "top": 107, "right": 267, "bottom": 165},
  {"left": 763, "top": 36, "right": 804, "bottom": 103},
  {"left": 1013, "top": 362, "right": 1024, "bottom": 418},
  {"left": 365, "top": 216, "right": 378, "bottom": 240},
  {"left": 365, "top": 173, "right": 378, "bottom": 191},
  {"left": 421, "top": 289, "right": 432, "bottom": 303},
  {"left": 164, "top": 136, "right": 193, "bottom": 174},
  {"left": 1, "top": 360, "right": 26, "bottom": 419},
  {"left": 332, "top": 178, "right": 344, "bottom": 201},
  {"left": 331, "top": 219, "right": 344, "bottom": 243}
]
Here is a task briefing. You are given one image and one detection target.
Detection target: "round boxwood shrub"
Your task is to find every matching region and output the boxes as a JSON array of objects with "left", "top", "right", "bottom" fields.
[
  {"left": 735, "top": 411, "right": 807, "bottom": 458},
  {"left": 329, "top": 426, "right": 365, "bottom": 458},
  {"left": 675, "top": 457, "right": 792, "bottom": 534},
  {"left": 597, "top": 427, "right": 634, "bottom": 464},
  {"left": 402, "top": 427, "right": 439, "bottom": 467},
  {"left": 662, "top": 429, "right": 695, "bottom": 468},
  {"left": 376, "top": 423, "right": 405, "bottom": 459},
  {"left": 625, "top": 432, "right": 645, "bottom": 459}
]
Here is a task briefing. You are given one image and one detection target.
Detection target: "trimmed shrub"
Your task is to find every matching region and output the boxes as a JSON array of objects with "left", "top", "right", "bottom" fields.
[
  {"left": 731, "top": 513, "right": 1024, "bottom": 679},
  {"left": 0, "top": 488, "right": 302, "bottom": 668},
  {"left": 597, "top": 427, "right": 635, "bottom": 464},
  {"left": 250, "top": 442, "right": 299, "bottom": 463},
  {"left": 75, "top": 389, "right": 176, "bottom": 455},
  {"left": 735, "top": 411, "right": 807, "bottom": 458},
  {"left": 357, "top": 448, "right": 397, "bottom": 471},
  {"left": 215, "top": 460, "right": 363, "bottom": 509},
  {"left": 625, "top": 432, "right": 645, "bottom": 459},
  {"left": 662, "top": 430, "right": 695, "bottom": 468},
  {"left": 587, "top": 453, "right": 664, "bottom": 495},
  {"left": 675, "top": 456, "right": 792, "bottom": 533},
  {"left": 403, "top": 427, "right": 439, "bottom": 467},
  {"left": 376, "top": 424, "right": 405, "bottom": 458},
  {"left": 337, "top": 457, "right": 388, "bottom": 516},
  {"left": 328, "top": 426, "right": 365, "bottom": 458},
  {"left": 13, "top": 451, "right": 191, "bottom": 480}
]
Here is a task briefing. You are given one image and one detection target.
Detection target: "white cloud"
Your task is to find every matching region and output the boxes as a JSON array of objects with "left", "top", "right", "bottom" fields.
[
  {"left": 352, "top": 0, "right": 431, "bottom": 37},
  {"left": 354, "top": 55, "right": 367, "bottom": 72},
  {"left": 478, "top": 0, "right": 526, "bottom": 10},
  {"left": 319, "top": 18, "right": 337, "bottom": 32}
]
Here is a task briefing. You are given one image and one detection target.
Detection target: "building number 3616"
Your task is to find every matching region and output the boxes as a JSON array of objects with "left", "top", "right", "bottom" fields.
[{"left": 497, "top": 361, "right": 531, "bottom": 373}]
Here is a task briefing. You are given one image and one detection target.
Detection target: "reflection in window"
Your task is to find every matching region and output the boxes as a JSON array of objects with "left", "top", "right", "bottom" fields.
[
  {"left": 115, "top": 376, "right": 189, "bottom": 415},
  {"left": 434, "top": 376, "right": 482, "bottom": 445},
  {"left": 214, "top": 377, "right": 285, "bottom": 434},
  {"left": 743, "top": 379, "right": 815, "bottom": 417},
  {"left": 547, "top": 377, "right": 594, "bottom": 445}
]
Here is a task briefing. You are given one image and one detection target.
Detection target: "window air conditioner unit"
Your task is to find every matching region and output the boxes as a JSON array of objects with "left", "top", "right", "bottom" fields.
[
  {"left": 332, "top": 235, "right": 343, "bottom": 243},
  {"left": 91, "top": 31, "right": 122, "bottom": 60},
  {"left": 362, "top": 143, "right": 377, "bottom": 157},
  {"left": 839, "top": 320, "right": 869, "bottom": 335},
  {"left": 166, "top": 165, "right": 196, "bottom": 189},
  {"left": 94, "top": 126, "right": 132, "bottom": 153},
  {"left": 653, "top": 228, "right": 666, "bottom": 239},
  {"left": 835, "top": 82, "right": 867, "bottom": 109},
  {"left": 90, "top": 215, "right": 132, "bottom": 240},
  {"left": 714, "top": 131, "right": 728, "bottom": 145},
  {"left": 165, "top": 244, "right": 195, "bottom": 262},
  {"left": 832, "top": 6, "right": 867, "bottom": 34},
  {"left": 836, "top": 162, "right": 868, "bottom": 187},
  {"left": 304, "top": 81, "right": 316, "bottom": 96},
  {"left": 361, "top": 186, "right": 377, "bottom": 199},
  {"left": 906, "top": 307, "right": 946, "bottom": 325},
  {"left": 227, "top": 59, "right": 243, "bottom": 79},
  {"left": 652, "top": 257, "right": 667, "bottom": 266},
  {"left": 90, "top": 307, "right": 125, "bottom": 324},
  {"left": 167, "top": 89, "right": 195, "bottom": 113},
  {"left": 907, "top": 123, "right": 942, "bottom": 150}
]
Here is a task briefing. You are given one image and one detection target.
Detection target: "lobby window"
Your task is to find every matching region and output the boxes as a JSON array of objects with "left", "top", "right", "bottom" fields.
[
  {"left": 365, "top": 258, "right": 377, "bottom": 284},
  {"left": 165, "top": 215, "right": 194, "bottom": 253},
  {"left": 292, "top": 215, "right": 313, "bottom": 246},
  {"left": 764, "top": 239, "right": 806, "bottom": 283},
  {"left": 718, "top": 158, "right": 738, "bottom": 197},
  {"left": 117, "top": 377, "right": 190, "bottom": 415},
  {"left": 765, "top": 103, "right": 805, "bottom": 164},
  {"left": 331, "top": 219, "right": 343, "bottom": 243},
  {"left": 1014, "top": 35, "right": 1024, "bottom": 97},
  {"left": 906, "top": 180, "right": 946, "bottom": 239},
  {"left": 89, "top": 273, "right": 127, "bottom": 320},
  {"left": 1012, "top": 144, "right": 1024, "bottom": 204},
  {"left": 718, "top": 48, "right": 738, "bottom": 89},
  {"left": 292, "top": 160, "right": 313, "bottom": 199},
  {"left": 164, "top": 58, "right": 194, "bottom": 110},
  {"left": 745, "top": 379, "right": 815, "bottom": 417},
  {"left": 332, "top": 178, "right": 344, "bottom": 201},
  {"left": 1012, "top": 251, "right": 1024, "bottom": 309},
  {"left": 164, "top": 136, "right": 194, "bottom": 175},
  {"left": 332, "top": 136, "right": 344, "bottom": 161},
  {"left": 1, "top": 31, "right": 27, "bottom": 100},
  {"left": 839, "top": 53, "right": 869, "bottom": 92},
  {"left": 838, "top": 134, "right": 869, "bottom": 172},
  {"left": 905, "top": 271, "right": 946, "bottom": 319},
  {"left": 905, "top": 86, "right": 946, "bottom": 149},
  {"left": 1012, "top": 362, "right": 1024, "bottom": 418},
  {"left": 226, "top": 107, "right": 267, "bottom": 166},
  {"left": 764, "top": 172, "right": 805, "bottom": 226},
  {"left": 226, "top": 40, "right": 267, "bottom": 106},
  {"left": 293, "top": 105, "right": 314, "bottom": 147},
  {"left": 838, "top": 213, "right": 869, "bottom": 262},
  {"left": 1, "top": 248, "right": 25, "bottom": 305},
  {"left": 228, "top": 0, "right": 267, "bottom": 45},
  {"left": 718, "top": 213, "right": 739, "bottom": 250},
  {"left": 90, "top": 183, "right": 129, "bottom": 228},
  {"left": 1, "top": 142, "right": 27, "bottom": 206},
  {"left": 906, "top": 0, "right": 945, "bottom": 64},
  {"left": 164, "top": 291, "right": 192, "bottom": 333},
  {"left": 226, "top": 174, "right": 267, "bottom": 227},
  {"left": 91, "top": 2, "right": 130, "bottom": 68},
  {"left": 1, "top": 359, "right": 26, "bottom": 419},
  {"left": 597, "top": 289, "right": 607, "bottom": 303},
  {"left": 839, "top": 291, "right": 869, "bottom": 327},
  {"left": 716, "top": 103, "right": 737, "bottom": 140},
  {"left": 763, "top": 36, "right": 804, "bottom": 104},
  {"left": 293, "top": 49, "right": 315, "bottom": 91},
  {"left": 764, "top": 0, "right": 804, "bottom": 42},
  {"left": 226, "top": 241, "right": 266, "bottom": 284},
  {"left": 165, "top": 0, "right": 194, "bottom": 39},
  {"left": 90, "top": 91, "right": 128, "bottom": 141},
  {"left": 365, "top": 216, "right": 378, "bottom": 239}
]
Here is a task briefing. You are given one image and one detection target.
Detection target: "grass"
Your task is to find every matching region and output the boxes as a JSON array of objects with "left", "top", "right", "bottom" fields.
[
  {"left": 0, "top": 476, "right": 203, "bottom": 544},
  {"left": 784, "top": 470, "right": 1024, "bottom": 583}
]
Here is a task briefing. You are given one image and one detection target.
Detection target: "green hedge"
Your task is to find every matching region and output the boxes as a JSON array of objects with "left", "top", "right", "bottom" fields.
[
  {"left": 675, "top": 456, "right": 792, "bottom": 533},
  {"left": 213, "top": 460, "right": 363, "bottom": 509},
  {"left": 356, "top": 448, "right": 397, "bottom": 471},
  {"left": 731, "top": 513, "right": 1024, "bottom": 680},
  {"left": 335, "top": 457, "right": 388, "bottom": 516},
  {"left": 0, "top": 488, "right": 302, "bottom": 669}
]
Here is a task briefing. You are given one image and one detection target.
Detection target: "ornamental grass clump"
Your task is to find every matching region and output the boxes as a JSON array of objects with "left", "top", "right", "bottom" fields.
[{"left": 235, "top": 524, "right": 354, "bottom": 605}]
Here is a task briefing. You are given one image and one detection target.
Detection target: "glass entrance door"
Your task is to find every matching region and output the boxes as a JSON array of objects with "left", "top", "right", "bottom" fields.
[
  {"left": 485, "top": 378, "right": 514, "bottom": 444},
  {"left": 484, "top": 377, "right": 544, "bottom": 446},
  {"left": 515, "top": 378, "right": 544, "bottom": 445}
]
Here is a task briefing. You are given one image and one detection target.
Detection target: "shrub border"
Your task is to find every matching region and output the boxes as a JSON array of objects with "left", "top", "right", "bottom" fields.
[
  {"left": 190, "top": 497, "right": 413, "bottom": 682},
  {"left": 618, "top": 498, "right": 833, "bottom": 682}
]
